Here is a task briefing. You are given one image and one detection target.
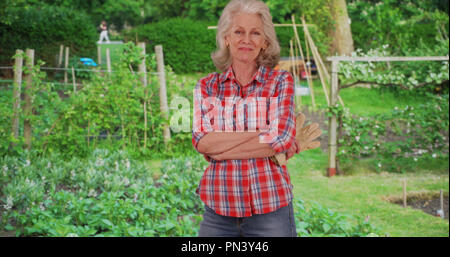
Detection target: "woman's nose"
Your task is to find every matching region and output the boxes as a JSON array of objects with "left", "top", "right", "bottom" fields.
[{"left": 242, "top": 32, "right": 251, "bottom": 44}]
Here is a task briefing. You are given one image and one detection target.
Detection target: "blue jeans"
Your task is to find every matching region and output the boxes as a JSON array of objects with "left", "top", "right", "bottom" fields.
[{"left": 198, "top": 201, "right": 297, "bottom": 237}]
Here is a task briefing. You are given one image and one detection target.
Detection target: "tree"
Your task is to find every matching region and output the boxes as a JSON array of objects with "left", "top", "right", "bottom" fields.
[{"left": 329, "top": 0, "right": 354, "bottom": 56}]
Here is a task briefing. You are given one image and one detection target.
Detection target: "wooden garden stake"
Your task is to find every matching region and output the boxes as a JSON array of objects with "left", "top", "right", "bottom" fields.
[
  {"left": 138, "top": 42, "right": 148, "bottom": 149},
  {"left": 403, "top": 179, "right": 407, "bottom": 208},
  {"left": 72, "top": 66, "right": 76, "bottom": 93},
  {"left": 58, "top": 44, "right": 64, "bottom": 67},
  {"left": 155, "top": 45, "right": 171, "bottom": 145},
  {"left": 106, "top": 48, "right": 111, "bottom": 73},
  {"left": 302, "top": 24, "right": 316, "bottom": 110},
  {"left": 12, "top": 49, "right": 23, "bottom": 145},
  {"left": 439, "top": 189, "right": 445, "bottom": 219},
  {"left": 24, "top": 49, "right": 34, "bottom": 150},
  {"left": 302, "top": 19, "right": 329, "bottom": 106},
  {"left": 289, "top": 40, "right": 300, "bottom": 111},
  {"left": 64, "top": 46, "right": 69, "bottom": 84},
  {"left": 292, "top": 15, "right": 309, "bottom": 110},
  {"left": 293, "top": 34, "right": 302, "bottom": 109},
  {"left": 97, "top": 45, "right": 102, "bottom": 65}
]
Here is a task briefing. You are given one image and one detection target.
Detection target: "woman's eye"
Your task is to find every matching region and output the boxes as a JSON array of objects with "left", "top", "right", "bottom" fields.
[
  {"left": 235, "top": 31, "right": 242, "bottom": 34},
  {"left": 253, "top": 31, "right": 261, "bottom": 35}
]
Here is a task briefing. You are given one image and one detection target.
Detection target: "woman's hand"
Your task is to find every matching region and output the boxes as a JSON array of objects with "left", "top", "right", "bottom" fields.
[{"left": 271, "top": 112, "right": 322, "bottom": 166}]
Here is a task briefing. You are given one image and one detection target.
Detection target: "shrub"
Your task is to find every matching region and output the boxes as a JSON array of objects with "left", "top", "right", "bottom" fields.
[
  {"left": 0, "top": 5, "right": 98, "bottom": 68},
  {"left": 125, "top": 18, "right": 217, "bottom": 74}
]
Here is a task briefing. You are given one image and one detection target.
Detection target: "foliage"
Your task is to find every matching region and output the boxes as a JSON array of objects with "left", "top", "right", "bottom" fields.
[
  {"left": 95, "top": 0, "right": 144, "bottom": 30},
  {"left": 338, "top": 44, "right": 449, "bottom": 95},
  {"left": 0, "top": 5, "right": 97, "bottom": 67},
  {"left": 0, "top": 150, "right": 206, "bottom": 236},
  {"left": 0, "top": 42, "right": 198, "bottom": 159},
  {"left": 0, "top": 150, "right": 379, "bottom": 237},
  {"left": 294, "top": 199, "right": 380, "bottom": 237},
  {"left": 332, "top": 93, "right": 449, "bottom": 173},
  {"left": 328, "top": 44, "right": 449, "bottom": 174},
  {"left": 348, "top": 0, "right": 449, "bottom": 54},
  {"left": 126, "top": 18, "right": 217, "bottom": 73}
]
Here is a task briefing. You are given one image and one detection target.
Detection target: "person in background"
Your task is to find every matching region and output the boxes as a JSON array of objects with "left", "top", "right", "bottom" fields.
[
  {"left": 97, "top": 20, "right": 110, "bottom": 44},
  {"left": 192, "top": 0, "right": 321, "bottom": 237}
]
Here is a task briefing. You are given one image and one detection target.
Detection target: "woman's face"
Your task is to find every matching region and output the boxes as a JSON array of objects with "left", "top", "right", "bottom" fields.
[{"left": 225, "top": 12, "right": 267, "bottom": 66}]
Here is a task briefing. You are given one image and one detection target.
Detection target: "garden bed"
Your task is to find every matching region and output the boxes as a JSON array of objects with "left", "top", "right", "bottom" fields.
[{"left": 385, "top": 192, "right": 449, "bottom": 220}]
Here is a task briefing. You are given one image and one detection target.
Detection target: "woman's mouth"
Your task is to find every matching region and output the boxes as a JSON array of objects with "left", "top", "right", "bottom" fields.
[{"left": 238, "top": 47, "right": 253, "bottom": 51}]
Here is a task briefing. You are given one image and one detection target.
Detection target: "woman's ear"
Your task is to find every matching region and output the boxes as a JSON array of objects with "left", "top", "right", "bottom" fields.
[{"left": 224, "top": 35, "right": 230, "bottom": 47}]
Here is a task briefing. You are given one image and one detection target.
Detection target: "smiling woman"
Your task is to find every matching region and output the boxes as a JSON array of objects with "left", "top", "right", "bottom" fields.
[
  {"left": 211, "top": 0, "right": 280, "bottom": 73},
  {"left": 192, "top": 0, "right": 324, "bottom": 238}
]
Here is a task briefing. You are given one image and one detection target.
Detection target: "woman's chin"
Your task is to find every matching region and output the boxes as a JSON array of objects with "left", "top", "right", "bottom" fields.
[{"left": 234, "top": 56, "right": 258, "bottom": 65}]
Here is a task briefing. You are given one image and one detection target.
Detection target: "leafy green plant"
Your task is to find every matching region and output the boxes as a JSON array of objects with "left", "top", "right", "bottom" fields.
[
  {"left": 0, "top": 149, "right": 379, "bottom": 237},
  {"left": 294, "top": 199, "right": 380, "bottom": 237}
]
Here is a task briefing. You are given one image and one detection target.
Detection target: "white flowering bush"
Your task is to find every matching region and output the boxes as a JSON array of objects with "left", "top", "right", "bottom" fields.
[
  {"left": 338, "top": 43, "right": 449, "bottom": 94},
  {"left": 333, "top": 93, "right": 449, "bottom": 173}
]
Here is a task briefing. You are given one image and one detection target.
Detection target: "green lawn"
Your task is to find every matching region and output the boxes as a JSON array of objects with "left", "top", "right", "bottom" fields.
[
  {"left": 298, "top": 80, "right": 431, "bottom": 116},
  {"left": 287, "top": 149, "right": 449, "bottom": 237}
]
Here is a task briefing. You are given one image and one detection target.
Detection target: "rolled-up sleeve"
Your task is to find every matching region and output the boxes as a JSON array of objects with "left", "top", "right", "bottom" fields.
[
  {"left": 192, "top": 80, "right": 207, "bottom": 151},
  {"left": 192, "top": 79, "right": 212, "bottom": 161},
  {"left": 264, "top": 72, "right": 296, "bottom": 153}
]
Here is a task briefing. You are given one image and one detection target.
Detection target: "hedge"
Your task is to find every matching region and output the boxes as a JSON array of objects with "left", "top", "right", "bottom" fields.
[
  {"left": 126, "top": 18, "right": 217, "bottom": 74},
  {"left": 0, "top": 5, "right": 98, "bottom": 68},
  {"left": 126, "top": 17, "right": 327, "bottom": 74}
]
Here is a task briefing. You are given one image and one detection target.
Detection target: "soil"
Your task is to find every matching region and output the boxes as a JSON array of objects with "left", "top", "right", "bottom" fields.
[{"left": 387, "top": 192, "right": 449, "bottom": 220}]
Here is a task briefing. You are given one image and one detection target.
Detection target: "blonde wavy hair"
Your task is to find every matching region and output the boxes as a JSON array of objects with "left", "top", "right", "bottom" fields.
[{"left": 211, "top": 0, "right": 280, "bottom": 72}]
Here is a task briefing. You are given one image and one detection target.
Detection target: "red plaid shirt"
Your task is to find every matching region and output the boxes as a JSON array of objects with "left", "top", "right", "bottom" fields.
[{"left": 192, "top": 65, "right": 296, "bottom": 217}]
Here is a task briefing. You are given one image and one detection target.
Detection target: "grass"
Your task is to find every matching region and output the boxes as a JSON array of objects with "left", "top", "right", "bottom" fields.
[
  {"left": 287, "top": 149, "right": 449, "bottom": 237},
  {"left": 298, "top": 80, "right": 431, "bottom": 116}
]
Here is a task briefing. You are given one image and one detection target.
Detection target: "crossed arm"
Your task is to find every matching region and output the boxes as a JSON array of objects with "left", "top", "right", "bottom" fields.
[{"left": 197, "top": 132, "right": 277, "bottom": 161}]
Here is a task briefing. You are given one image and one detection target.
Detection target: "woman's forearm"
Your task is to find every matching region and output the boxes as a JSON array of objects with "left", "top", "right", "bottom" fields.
[
  {"left": 209, "top": 135, "right": 276, "bottom": 160},
  {"left": 197, "top": 131, "right": 260, "bottom": 155}
]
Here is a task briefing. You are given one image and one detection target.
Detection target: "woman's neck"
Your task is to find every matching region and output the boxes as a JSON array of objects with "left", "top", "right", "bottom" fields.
[{"left": 231, "top": 61, "right": 258, "bottom": 86}]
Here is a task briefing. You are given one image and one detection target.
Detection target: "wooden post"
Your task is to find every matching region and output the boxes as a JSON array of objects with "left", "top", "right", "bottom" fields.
[
  {"left": 155, "top": 45, "right": 171, "bottom": 145},
  {"left": 64, "top": 46, "right": 69, "bottom": 84},
  {"left": 12, "top": 49, "right": 23, "bottom": 145},
  {"left": 24, "top": 49, "right": 34, "bottom": 150},
  {"left": 58, "top": 44, "right": 64, "bottom": 67},
  {"left": 72, "top": 66, "right": 76, "bottom": 93},
  {"left": 403, "top": 179, "right": 407, "bottom": 208},
  {"left": 328, "top": 60, "right": 339, "bottom": 177},
  {"left": 439, "top": 189, "right": 444, "bottom": 219},
  {"left": 138, "top": 42, "right": 148, "bottom": 149},
  {"left": 106, "top": 48, "right": 111, "bottom": 73},
  {"left": 97, "top": 45, "right": 102, "bottom": 65}
]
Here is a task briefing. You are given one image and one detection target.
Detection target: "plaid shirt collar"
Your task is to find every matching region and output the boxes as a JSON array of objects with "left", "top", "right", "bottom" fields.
[{"left": 219, "top": 65, "right": 267, "bottom": 86}]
